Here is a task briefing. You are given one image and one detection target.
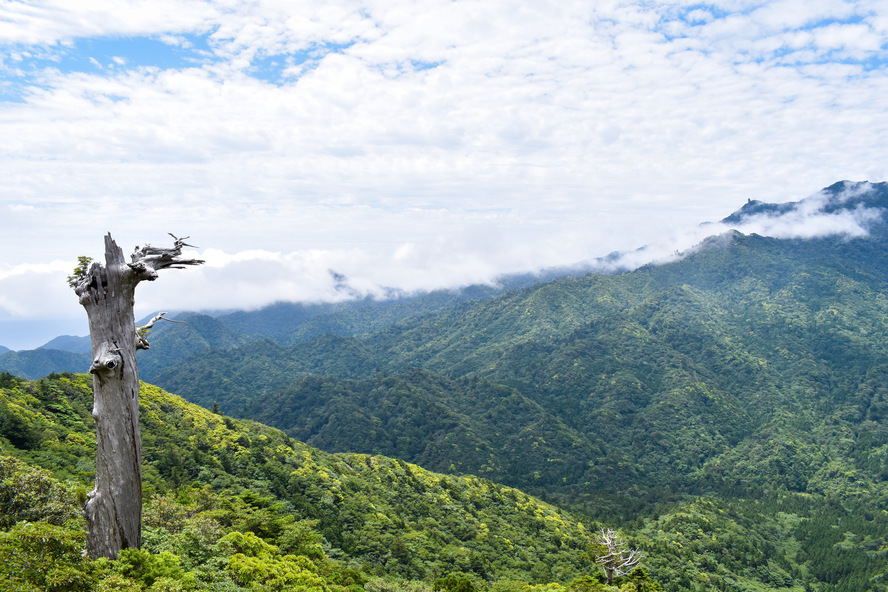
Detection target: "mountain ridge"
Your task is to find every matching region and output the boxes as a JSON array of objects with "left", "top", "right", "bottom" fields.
[
  {"left": 7, "top": 180, "right": 884, "bottom": 377},
  {"left": 145, "top": 187, "right": 888, "bottom": 508},
  {"left": 2, "top": 181, "right": 888, "bottom": 590}
]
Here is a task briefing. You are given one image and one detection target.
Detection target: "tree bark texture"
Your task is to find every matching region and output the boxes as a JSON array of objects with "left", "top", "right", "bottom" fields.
[{"left": 74, "top": 233, "right": 203, "bottom": 559}]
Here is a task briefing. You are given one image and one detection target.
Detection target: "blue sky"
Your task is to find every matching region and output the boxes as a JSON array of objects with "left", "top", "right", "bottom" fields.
[{"left": 1, "top": 0, "right": 887, "bottom": 349}]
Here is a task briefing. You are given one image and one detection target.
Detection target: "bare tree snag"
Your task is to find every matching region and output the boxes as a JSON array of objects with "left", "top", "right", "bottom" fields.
[
  {"left": 71, "top": 233, "right": 203, "bottom": 559},
  {"left": 592, "top": 528, "right": 643, "bottom": 585}
]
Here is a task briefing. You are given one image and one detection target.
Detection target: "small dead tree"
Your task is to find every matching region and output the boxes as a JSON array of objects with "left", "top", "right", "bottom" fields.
[
  {"left": 70, "top": 233, "right": 203, "bottom": 559},
  {"left": 592, "top": 527, "right": 643, "bottom": 585}
]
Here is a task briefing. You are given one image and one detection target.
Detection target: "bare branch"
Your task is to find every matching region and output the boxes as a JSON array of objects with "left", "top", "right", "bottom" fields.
[
  {"left": 128, "top": 233, "right": 205, "bottom": 281},
  {"left": 135, "top": 312, "right": 186, "bottom": 350},
  {"left": 168, "top": 232, "right": 198, "bottom": 249},
  {"left": 592, "top": 528, "right": 643, "bottom": 584}
]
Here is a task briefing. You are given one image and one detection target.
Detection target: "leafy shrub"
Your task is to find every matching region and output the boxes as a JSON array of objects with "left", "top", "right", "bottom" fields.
[
  {"left": 219, "top": 531, "right": 329, "bottom": 591},
  {"left": 115, "top": 548, "right": 195, "bottom": 589},
  {"left": 0, "top": 521, "right": 96, "bottom": 591},
  {"left": 433, "top": 572, "right": 478, "bottom": 592},
  {"left": 0, "top": 454, "right": 80, "bottom": 529}
]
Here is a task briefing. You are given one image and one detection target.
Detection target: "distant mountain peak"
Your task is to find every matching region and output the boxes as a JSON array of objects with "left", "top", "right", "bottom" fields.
[
  {"left": 720, "top": 180, "right": 888, "bottom": 235},
  {"left": 39, "top": 335, "right": 91, "bottom": 354},
  {"left": 721, "top": 199, "right": 797, "bottom": 224},
  {"left": 595, "top": 181, "right": 888, "bottom": 276}
]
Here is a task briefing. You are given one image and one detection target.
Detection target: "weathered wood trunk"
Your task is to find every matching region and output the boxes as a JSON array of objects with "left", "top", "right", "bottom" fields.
[
  {"left": 80, "top": 235, "right": 142, "bottom": 558},
  {"left": 73, "top": 233, "right": 203, "bottom": 559}
]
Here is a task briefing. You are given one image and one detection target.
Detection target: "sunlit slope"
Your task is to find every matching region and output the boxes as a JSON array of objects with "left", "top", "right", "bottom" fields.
[
  {"left": 2, "top": 372, "right": 886, "bottom": 591},
  {"left": 0, "top": 372, "right": 593, "bottom": 581}
]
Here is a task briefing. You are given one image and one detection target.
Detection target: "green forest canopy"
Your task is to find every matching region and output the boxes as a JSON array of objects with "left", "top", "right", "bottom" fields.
[
  {"left": 2, "top": 182, "right": 888, "bottom": 590},
  {"left": 1, "top": 366, "right": 886, "bottom": 590}
]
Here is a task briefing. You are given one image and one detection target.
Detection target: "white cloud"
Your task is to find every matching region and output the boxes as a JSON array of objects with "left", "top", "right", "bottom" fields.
[
  {"left": 0, "top": 261, "right": 80, "bottom": 321},
  {"left": 0, "top": 259, "right": 73, "bottom": 282},
  {"left": 0, "top": 0, "right": 217, "bottom": 44},
  {"left": 0, "top": 0, "right": 886, "bottom": 349},
  {"left": 602, "top": 182, "right": 886, "bottom": 272}
]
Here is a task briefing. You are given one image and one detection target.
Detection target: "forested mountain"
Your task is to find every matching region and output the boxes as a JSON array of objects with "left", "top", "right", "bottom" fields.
[
  {"left": 3, "top": 181, "right": 888, "bottom": 590},
  {"left": 149, "top": 225, "right": 888, "bottom": 509},
  {"left": 41, "top": 335, "right": 92, "bottom": 353},
  {"left": 0, "top": 336, "right": 92, "bottom": 381},
  {"left": 0, "top": 373, "right": 883, "bottom": 590},
  {"left": 139, "top": 181, "right": 888, "bottom": 589},
  {"left": 0, "top": 372, "right": 666, "bottom": 591},
  {"left": 0, "top": 271, "right": 564, "bottom": 380},
  {"left": 214, "top": 277, "right": 554, "bottom": 344},
  {"left": 149, "top": 182, "right": 888, "bottom": 496},
  {"left": 0, "top": 347, "right": 90, "bottom": 381},
  {"left": 136, "top": 312, "right": 251, "bottom": 379}
]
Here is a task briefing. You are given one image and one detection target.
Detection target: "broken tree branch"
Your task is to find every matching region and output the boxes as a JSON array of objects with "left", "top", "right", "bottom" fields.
[{"left": 135, "top": 312, "right": 187, "bottom": 350}]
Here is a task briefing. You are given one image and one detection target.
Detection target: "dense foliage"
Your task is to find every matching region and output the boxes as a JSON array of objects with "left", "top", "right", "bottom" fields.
[
  {"left": 149, "top": 234, "right": 888, "bottom": 492},
  {"left": 3, "top": 372, "right": 886, "bottom": 590},
  {"left": 0, "top": 348, "right": 90, "bottom": 381},
  {"left": 139, "top": 183, "right": 888, "bottom": 589},
  {"left": 3, "top": 181, "right": 888, "bottom": 590},
  {"left": 0, "top": 373, "right": 667, "bottom": 591}
]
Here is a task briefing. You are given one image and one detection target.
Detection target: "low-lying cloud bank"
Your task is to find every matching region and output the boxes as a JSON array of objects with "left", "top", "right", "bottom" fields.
[
  {"left": 604, "top": 181, "right": 884, "bottom": 271},
  {"left": 1, "top": 181, "right": 885, "bottom": 350}
]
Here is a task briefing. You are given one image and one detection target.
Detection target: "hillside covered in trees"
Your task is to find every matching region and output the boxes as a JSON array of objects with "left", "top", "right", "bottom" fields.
[
  {"left": 148, "top": 181, "right": 888, "bottom": 589},
  {"left": 0, "top": 372, "right": 663, "bottom": 590},
  {"left": 5, "top": 371, "right": 884, "bottom": 591},
  {"left": 150, "top": 185, "right": 888, "bottom": 487},
  {"left": 2, "top": 181, "right": 888, "bottom": 590}
]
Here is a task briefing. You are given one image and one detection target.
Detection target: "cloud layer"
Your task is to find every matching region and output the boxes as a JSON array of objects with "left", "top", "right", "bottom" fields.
[{"left": 1, "top": 0, "right": 887, "bottom": 347}]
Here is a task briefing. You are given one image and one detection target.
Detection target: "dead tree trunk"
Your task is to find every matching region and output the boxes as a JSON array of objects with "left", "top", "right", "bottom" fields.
[
  {"left": 592, "top": 528, "right": 643, "bottom": 585},
  {"left": 72, "top": 233, "right": 203, "bottom": 559}
]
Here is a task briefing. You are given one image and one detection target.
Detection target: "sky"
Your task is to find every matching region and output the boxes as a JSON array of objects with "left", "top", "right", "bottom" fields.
[{"left": 1, "top": 0, "right": 887, "bottom": 350}]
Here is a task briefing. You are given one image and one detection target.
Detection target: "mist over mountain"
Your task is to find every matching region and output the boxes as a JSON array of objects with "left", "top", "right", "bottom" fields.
[
  {"left": 2, "top": 181, "right": 888, "bottom": 590},
  {"left": 123, "top": 180, "right": 888, "bottom": 590},
  {"left": 2, "top": 270, "right": 573, "bottom": 379},
  {"left": 720, "top": 180, "right": 885, "bottom": 233},
  {"left": 594, "top": 180, "right": 887, "bottom": 272},
  {"left": 8, "top": 181, "right": 885, "bottom": 369},
  {"left": 135, "top": 180, "right": 888, "bottom": 488},
  {"left": 212, "top": 275, "right": 552, "bottom": 344},
  {"left": 151, "top": 215, "right": 888, "bottom": 489}
]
